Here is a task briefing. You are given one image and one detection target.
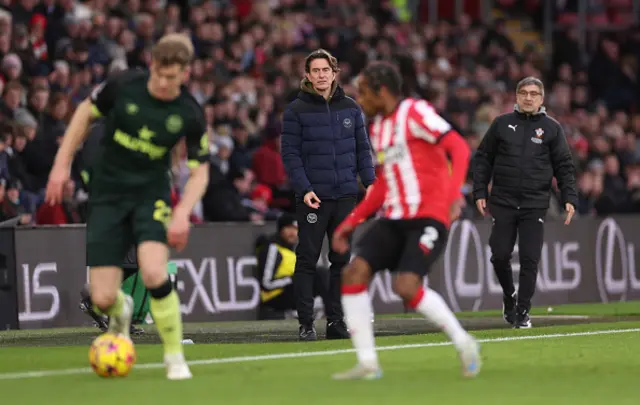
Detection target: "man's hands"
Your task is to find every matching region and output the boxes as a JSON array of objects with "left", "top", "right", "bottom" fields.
[
  {"left": 45, "top": 163, "right": 71, "bottom": 206},
  {"left": 304, "top": 191, "right": 321, "bottom": 209},
  {"left": 475, "top": 197, "right": 575, "bottom": 225},
  {"left": 331, "top": 223, "right": 354, "bottom": 255},
  {"left": 564, "top": 202, "right": 575, "bottom": 225},
  {"left": 475, "top": 198, "right": 486, "bottom": 216},
  {"left": 167, "top": 209, "right": 191, "bottom": 252}
]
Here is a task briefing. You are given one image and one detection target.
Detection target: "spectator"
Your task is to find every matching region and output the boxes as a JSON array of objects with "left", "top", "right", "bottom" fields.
[
  {"left": 247, "top": 183, "right": 282, "bottom": 220},
  {"left": 229, "top": 123, "right": 253, "bottom": 170},
  {"left": 0, "top": 0, "right": 637, "bottom": 226},
  {"left": 210, "top": 135, "right": 235, "bottom": 177},
  {"left": 202, "top": 167, "right": 263, "bottom": 223},
  {"left": 0, "top": 178, "right": 31, "bottom": 225},
  {"left": 252, "top": 131, "right": 287, "bottom": 190},
  {"left": 171, "top": 139, "right": 204, "bottom": 223},
  {"left": 0, "top": 132, "right": 8, "bottom": 180},
  {"left": 1, "top": 80, "right": 24, "bottom": 120}
]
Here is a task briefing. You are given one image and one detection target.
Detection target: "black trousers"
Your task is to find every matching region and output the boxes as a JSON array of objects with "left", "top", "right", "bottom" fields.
[
  {"left": 488, "top": 203, "right": 546, "bottom": 313},
  {"left": 294, "top": 196, "right": 356, "bottom": 325}
]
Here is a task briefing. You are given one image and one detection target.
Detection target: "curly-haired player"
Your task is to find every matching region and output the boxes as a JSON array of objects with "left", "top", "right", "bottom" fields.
[{"left": 331, "top": 61, "right": 481, "bottom": 380}]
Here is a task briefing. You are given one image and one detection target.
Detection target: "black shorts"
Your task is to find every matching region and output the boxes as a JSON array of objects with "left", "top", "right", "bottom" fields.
[
  {"left": 355, "top": 218, "right": 448, "bottom": 277},
  {"left": 86, "top": 195, "right": 171, "bottom": 268}
]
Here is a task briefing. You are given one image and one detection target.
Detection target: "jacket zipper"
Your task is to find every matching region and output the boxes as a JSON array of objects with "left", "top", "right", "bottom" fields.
[
  {"left": 327, "top": 100, "right": 337, "bottom": 197},
  {"left": 517, "top": 117, "right": 531, "bottom": 209}
]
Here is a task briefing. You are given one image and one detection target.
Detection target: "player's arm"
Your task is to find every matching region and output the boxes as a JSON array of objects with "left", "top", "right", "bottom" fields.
[
  {"left": 174, "top": 110, "right": 210, "bottom": 220},
  {"left": 336, "top": 166, "right": 387, "bottom": 233},
  {"left": 471, "top": 119, "right": 499, "bottom": 201},
  {"left": 52, "top": 100, "right": 93, "bottom": 168},
  {"left": 354, "top": 108, "right": 376, "bottom": 188},
  {"left": 409, "top": 100, "right": 470, "bottom": 202},
  {"left": 439, "top": 131, "right": 471, "bottom": 205},
  {"left": 46, "top": 77, "right": 121, "bottom": 204},
  {"left": 549, "top": 122, "right": 578, "bottom": 208}
]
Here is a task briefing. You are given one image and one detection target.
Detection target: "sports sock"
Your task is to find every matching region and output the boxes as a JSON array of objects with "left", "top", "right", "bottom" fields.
[
  {"left": 149, "top": 279, "right": 183, "bottom": 356},
  {"left": 341, "top": 284, "right": 379, "bottom": 369},
  {"left": 409, "top": 287, "right": 469, "bottom": 348},
  {"left": 94, "top": 289, "right": 125, "bottom": 317}
]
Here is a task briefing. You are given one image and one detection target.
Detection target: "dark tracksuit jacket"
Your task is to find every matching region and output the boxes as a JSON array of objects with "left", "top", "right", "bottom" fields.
[
  {"left": 280, "top": 79, "right": 375, "bottom": 325},
  {"left": 472, "top": 105, "right": 578, "bottom": 312}
]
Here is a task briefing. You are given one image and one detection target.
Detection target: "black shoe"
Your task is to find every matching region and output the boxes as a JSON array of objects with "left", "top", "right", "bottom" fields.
[
  {"left": 502, "top": 292, "right": 517, "bottom": 325},
  {"left": 326, "top": 320, "right": 350, "bottom": 340},
  {"left": 79, "top": 291, "right": 109, "bottom": 332},
  {"left": 130, "top": 324, "right": 145, "bottom": 335},
  {"left": 299, "top": 324, "right": 317, "bottom": 341},
  {"left": 514, "top": 309, "right": 532, "bottom": 329}
]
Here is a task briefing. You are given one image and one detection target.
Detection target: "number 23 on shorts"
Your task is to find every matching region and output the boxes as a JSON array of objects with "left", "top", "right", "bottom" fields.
[{"left": 153, "top": 200, "right": 172, "bottom": 228}]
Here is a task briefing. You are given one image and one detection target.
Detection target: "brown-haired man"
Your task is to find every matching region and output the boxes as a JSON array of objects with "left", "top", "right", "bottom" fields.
[
  {"left": 45, "top": 33, "right": 209, "bottom": 380},
  {"left": 281, "top": 49, "right": 375, "bottom": 341}
]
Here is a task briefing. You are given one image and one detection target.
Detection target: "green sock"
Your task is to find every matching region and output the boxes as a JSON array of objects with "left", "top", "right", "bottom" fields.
[
  {"left": 94, "top": 290, "right": 125, "bottom": 317},
  {"left": 150, "top": 291, "right": 183, "bottom": 355}
]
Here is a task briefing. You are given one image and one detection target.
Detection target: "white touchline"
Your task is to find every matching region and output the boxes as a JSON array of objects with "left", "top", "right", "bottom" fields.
[{"left": 0, "top": 328, "right": 638, "bottom": 381}]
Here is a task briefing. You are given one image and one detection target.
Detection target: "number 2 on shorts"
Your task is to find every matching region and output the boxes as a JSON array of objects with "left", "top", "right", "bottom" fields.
[{"left": 419, "top": 226, "right": 439, "bottom": 253}]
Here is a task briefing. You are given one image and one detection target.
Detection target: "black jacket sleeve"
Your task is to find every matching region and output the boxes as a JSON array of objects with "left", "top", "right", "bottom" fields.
[
  {"left": 472, "top": 119, "right": 499, "bottom": 201},
  {"left": 549, "top": 122, "right": 578, "bottom": 207},
  {"left": 280, "top": 106, "right": 312, "bottom": 196},
  {"left": 354, "top": 109, "right": 375, "bottom": 187}
]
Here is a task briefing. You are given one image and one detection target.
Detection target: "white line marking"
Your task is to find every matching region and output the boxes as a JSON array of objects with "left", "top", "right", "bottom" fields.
[{"left": 0, "top": 328, "right": 638, "bottom": 381}]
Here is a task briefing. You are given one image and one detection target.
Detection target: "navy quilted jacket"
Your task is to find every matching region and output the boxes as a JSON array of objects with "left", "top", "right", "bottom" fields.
[{"left": 280, "top": 80, "right": 375, "bottom": 200}]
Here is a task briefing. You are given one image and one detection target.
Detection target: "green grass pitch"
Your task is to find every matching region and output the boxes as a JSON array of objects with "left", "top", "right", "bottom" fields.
[{"left": 1, "top": 301, "right": 638, "bottom": 405}]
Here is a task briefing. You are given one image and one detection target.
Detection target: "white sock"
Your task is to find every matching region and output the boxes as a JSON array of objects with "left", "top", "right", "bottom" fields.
[
  {"left": 414, "top": 288, "right": 470, "bottom": 348},
  {"left": 342, "top": 288, "right": 379, "bottom": 369}
]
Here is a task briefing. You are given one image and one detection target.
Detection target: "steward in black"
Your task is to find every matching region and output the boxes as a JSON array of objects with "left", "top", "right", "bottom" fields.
[{"left": 472, "top": 105, "right": 578, "bottom": 210}]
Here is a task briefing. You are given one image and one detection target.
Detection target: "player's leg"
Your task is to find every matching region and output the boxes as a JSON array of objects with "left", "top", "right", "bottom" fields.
[
  {"left": 89, "top": 266, "right": 132, "bottom": 335},
  {"left": 514, "top": 208, "right": 546, "bottom": 328},
  {"left": 80, "top": 284, "right": 109, "bottom": 332},
  {"left": 86, "top": 202, "right": 134, "bottom": 338},
  {"left": 488, "top": 203, "right": 519, "bottom": 325},
  {"left": 134, "top": 197, "right": 190, "bottom": 380},
  {"left": 395, "top": 219, "right": 481, "bottom": 378},
  {"left": 332, "top": 220, "right": 401, "bottom": 380},
  {"left": 120, "top": 262, "right": 147, "bottom": 335}
]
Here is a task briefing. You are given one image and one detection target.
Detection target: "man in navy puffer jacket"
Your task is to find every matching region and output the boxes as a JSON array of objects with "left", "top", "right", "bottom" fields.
[{"left": 281, "top": 49, "right": 375, "bottom": 341}]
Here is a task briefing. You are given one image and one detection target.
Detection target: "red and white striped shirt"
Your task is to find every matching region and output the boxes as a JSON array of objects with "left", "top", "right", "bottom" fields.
[{"left": 340, "top": 98, "right": 470, "bottom": 229}]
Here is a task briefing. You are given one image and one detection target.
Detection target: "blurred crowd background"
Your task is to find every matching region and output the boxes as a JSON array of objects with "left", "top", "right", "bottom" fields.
[{"left": 1, "top": 0, "right": 639, "bottom": 227}]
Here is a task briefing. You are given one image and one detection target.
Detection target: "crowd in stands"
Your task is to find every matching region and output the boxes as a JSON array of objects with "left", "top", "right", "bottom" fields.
[{"left": 0, "top": 0, "right": 639, "bottom": 227}]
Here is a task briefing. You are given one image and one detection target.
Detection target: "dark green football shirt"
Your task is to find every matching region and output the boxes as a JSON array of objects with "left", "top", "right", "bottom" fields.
[{"left": 88, "top": 69, "right": 209, "bottom": 202}]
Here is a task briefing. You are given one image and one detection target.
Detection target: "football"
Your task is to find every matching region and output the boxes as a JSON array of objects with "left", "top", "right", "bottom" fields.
[{"left": 88, "top": 333, "right": 137, "bottom": 377}]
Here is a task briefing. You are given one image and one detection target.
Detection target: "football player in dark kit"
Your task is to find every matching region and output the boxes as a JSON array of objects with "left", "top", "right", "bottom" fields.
[
  {"left": 45, "top": 33, "right": 209, "bottom": 380},
  {"left": 472, "top": 76, "right": 577, "bottom": 329}
]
